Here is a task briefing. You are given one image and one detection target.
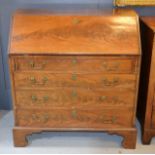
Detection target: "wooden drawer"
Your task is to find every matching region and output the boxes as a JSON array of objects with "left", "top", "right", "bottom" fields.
[
  {"left": 13, "top": 56, "right": 137, "bottom": 74},
  {"left": 15, "top": 108, "right": 134, "bottom": 128},
  {"left": 15, "top": 88, "right": 135, "bottom": 108},
  {"left": 14, "top": 72, "right": 137, "bottom": 90}
]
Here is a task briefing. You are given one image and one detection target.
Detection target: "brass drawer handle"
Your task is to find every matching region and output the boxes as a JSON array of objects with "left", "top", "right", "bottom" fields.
[
  {"left": 71, "top": 90, "right": 77, "bottom": 98},
  {"left": 102, "top": 78, "right": 119, "bottom": 86},
  {"left": 43, "top": 96, "right": 49, "bottom": 102},
  {"left": 111, "top": 116, "right": 117, "bottom": 123},
  {"left": 31, "top": 95, "right": 49, "bottom": 103},
  {"left": 29, "top": 61, "right": 46, "bottom": 70},
  {"left": 99, "top": 96, "right": 125, "bottom": 105},
  {"left": 99, "top": 96, "right": 107, "bottom": 101},
  {"left": 29, "top": 77, "right": 48, "bottom": 85},
  {"left": 29, "top": 61, "right": 35, "bottom": 68},
  {"left": 102, "top": 62, "right": 120, "bottom": 71},
  {"left": 32, "top": 114, "right": 41, "bottom": 122},
  {"left": 31, "top": 95, "right": 37, "bottom": 102},
  {"left": 42, "top": 77, "right": 48, "bottom": 84},
  {"left": 99, "top": 115, "right": 117, "bottom": 124},
  {"left": 30, "top": 77, "right": 36, "bottom": 84},
  {"left": 32, "top": 114, "right": 37, "bottom": 120},
  {"left": 43, "top": 114, "right": 49, "bottom": 123},
  {"left": 31, "top": 114, "right": 49, "bottom": 123}
]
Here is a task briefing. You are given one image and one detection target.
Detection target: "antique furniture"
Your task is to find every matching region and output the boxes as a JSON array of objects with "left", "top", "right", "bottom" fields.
[
  {"left": 115, "top": 0, "right": 155, "bottom": 6},
  {"left": 137, "top": 17, "right": 155, "bottom": 144},
  {"left": 9, "top": 9, "right": 141, "bottom": 149}
]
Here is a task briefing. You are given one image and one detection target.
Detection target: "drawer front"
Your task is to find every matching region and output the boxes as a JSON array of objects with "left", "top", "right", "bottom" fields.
[
  {"left": 15, "top": 89, "right": 135, "bottom": 108},
  {"left": 14, "top": 56, "right": 137, "bottom": 74},
  {"left": 15, "top": 108, "right": 134, "bottom": 128},
  {"left": 14, "top": 73, "right": 136, "bottom": 90}
]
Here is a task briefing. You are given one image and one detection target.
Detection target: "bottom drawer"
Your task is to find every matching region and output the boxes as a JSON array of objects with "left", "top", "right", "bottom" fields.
[{"left": 15, "top": 108, "right": 134, "bottom": 129}]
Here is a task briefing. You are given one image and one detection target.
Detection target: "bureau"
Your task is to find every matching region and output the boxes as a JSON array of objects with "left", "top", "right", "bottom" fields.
[
  {"left": 9, "top": 9, "right": 141, "bottom": 149},
  {"left": 138, "top": 17, "right": 155, "bottom": 144}
]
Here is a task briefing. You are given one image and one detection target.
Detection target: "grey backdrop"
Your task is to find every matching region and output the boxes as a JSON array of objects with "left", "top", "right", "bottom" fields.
[{"left": 0, "top": 0, "right": 155, "bottom": 110}]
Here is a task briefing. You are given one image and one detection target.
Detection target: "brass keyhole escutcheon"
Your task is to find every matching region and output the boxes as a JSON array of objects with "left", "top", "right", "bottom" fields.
[
  {"left": 71, "top": 108, "right": 77, "bottom": 119},
  {"left": 30, "top": 76, "right": 36, "bottom": 84},
  {"left": 29, "top": 61, "right": 35, "bottom": 68},
  {"left": 100, "top": 96, "right": 107, "bottom": 101},
  {"left": 43, "top": 114, "right": 49, "bottom": 123},
  {"left": 72, "top": 74, "right": 77, "bottom": 81},
  {"left": 31, "top": 95, "right": 37, "bottom": 102},
  {"left": 102, "top": 62, "right": 120, "bottom": 71},
  {"left": 29, "top": 61, "right": 47, "bottom": 69},
  {"left": 32, "top": 114, "right": 41, "bottom": 122},
  {"left": 71, "top": 90, "right": 77, "bottom": 98},
  {"left": 72, "top": 57, "right": 77, "bottom": 65},
  {"left": 111, "top": 116, "right": 117, "bottom": 123},
  {"left": 102, "top": 78, "right": 119, "bottom": 86},
  {"left": 72, "top": 18, "right": 81, "bottom": 25},
  {"left": 113, "top": 78, "right": 119, "bottom": 84},
  {"left": 102, "top": 62, "right": 107, "bottom": 67}
]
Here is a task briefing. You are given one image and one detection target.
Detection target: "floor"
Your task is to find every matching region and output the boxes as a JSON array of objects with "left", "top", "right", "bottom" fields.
[{"left": 0, "top": 110, "right": 155, "bottom": 154}]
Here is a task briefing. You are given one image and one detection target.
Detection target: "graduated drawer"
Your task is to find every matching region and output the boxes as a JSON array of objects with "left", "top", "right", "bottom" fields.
[
  {"left": 14, "top": 72, "right": 137, "bottom": 90},
  {"left": 15, "top": 108, "right": 134, "bottom": 128},
  {"left": 15, "top": 88, "right": 135, "bottom": 108},
  {"left": 13, "top": 56, "right": 138, "bottom": 74}
]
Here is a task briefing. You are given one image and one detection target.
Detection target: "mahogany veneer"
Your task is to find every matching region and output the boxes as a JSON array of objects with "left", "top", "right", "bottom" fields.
[{"left": 9, "top": 9, "right": 141, "bottom": 149}]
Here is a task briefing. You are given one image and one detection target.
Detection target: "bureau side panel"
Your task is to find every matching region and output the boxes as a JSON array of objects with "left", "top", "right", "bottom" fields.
[
  {"left": 9, "top": 55, "right": 18, "bottom": 125},
  {"left": 137, "top": 19, "right": 155, "bottom": 130}
]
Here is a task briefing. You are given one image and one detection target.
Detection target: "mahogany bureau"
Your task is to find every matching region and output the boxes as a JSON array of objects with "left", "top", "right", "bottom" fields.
[
  {"left": 137, "top": 17, "right": 155, "bottom": 144},
  {"left": 9, "top": 9, "right": 141, "bottom": 149}
]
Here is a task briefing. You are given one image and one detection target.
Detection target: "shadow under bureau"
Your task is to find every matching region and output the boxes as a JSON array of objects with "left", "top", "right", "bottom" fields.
[{"left": 9, "top": 9, "right": 141, "bottom": 149}]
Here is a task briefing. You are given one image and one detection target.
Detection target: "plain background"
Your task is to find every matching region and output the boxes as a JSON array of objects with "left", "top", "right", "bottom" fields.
[{"left": 0, "top": 0, "right": 155, "bottom": 110}]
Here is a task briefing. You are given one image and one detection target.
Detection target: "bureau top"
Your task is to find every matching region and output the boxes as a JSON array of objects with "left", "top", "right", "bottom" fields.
[
  {"left": 9, "top": 9, "right": 141, "bottom": 55},
  {"left": 141, "top": 17, "right": 155, "bottom": 32}
]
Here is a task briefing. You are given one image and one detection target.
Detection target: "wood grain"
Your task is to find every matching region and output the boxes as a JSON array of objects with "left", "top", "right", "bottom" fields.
[
  {"left": 14, "top": 72, "right": 137, "bottom": 90},
  {"left": 15, "top": 108, "right": 134, "bottom": 128},
  {"left": 15, "top": 88, "right": 135, "bottom": 108},
  {"left": 9, "top": 11, "right": 140, "bottom": 55},
  {"left": 13, "top": 56, "right": 138, "bottom": 74},
  {"left": 13, "top": 127, "right": 137, "bottom": 149}
]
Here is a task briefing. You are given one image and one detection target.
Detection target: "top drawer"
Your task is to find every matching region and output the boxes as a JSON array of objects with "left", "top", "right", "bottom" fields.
[{"left": 13, "top": 56, "right": 138, "bottom": 74}]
